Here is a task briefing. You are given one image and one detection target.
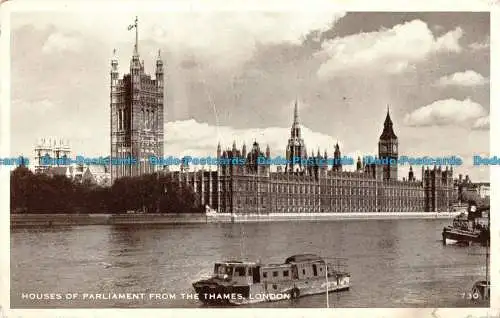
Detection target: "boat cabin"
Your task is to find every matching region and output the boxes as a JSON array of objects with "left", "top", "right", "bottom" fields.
[
  {"left": 260, "top": 254, "right": 340, "bottom": 283},
  {"left": 212, "top": 254, "right": 347, "bottom": 286},
  {"left": 261, "top": 263, "right": 294, "bottom": 282},
  {"left": 213, "top": 261, "right": 261, "bottom": 285}
]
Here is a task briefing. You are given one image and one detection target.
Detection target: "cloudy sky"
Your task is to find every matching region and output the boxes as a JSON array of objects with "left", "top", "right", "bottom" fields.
[{"left": 10, "top": 11, "right": 490, "bottom": 181}]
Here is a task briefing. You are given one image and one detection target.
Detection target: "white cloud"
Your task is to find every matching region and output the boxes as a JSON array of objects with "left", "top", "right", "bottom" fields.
[
  {"left": 469, "top": 37, "right": 489, "bottom": 50},
  {"left": 164, "top": 119, "right": 340, "bottom": 158},
  {"left": 472, "top": 116, "right": 489, "bottom": 130},
  {"left": 152, "top": 12, "right": 345, "bottom": 68},
  {"left": 42, "top": 33, "right": 83, "bottom": 54},
  {"left": 19, "top": 12, "right": 344, "bottom": 68},
  {"left": 433, "top": 27, "right": 462, "bottom": 52},
  {"left": 317, "top": 20, "right": 463, "bottom": 79},
  {"left": 436, "top": 70, "right": 489, "bottom": 87},
  {"left": 403, "top": 98, "right": 488, "bottom": 127}
]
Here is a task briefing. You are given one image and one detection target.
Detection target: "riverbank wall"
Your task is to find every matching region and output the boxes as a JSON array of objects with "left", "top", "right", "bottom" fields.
[
  {"left": 212, "top": 211, "right": 461, "bottom": 223},
  {"left": 10, "top": 211, "right": 460, "bottom": 227},
  {"left": 10, "top": 213, "right": 208, "bottom": 227}
]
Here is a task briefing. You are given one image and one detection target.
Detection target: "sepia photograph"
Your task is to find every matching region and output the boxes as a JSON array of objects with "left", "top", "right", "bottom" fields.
[{"left": 1, "top": 1, "right": 497, "bottom": 316}]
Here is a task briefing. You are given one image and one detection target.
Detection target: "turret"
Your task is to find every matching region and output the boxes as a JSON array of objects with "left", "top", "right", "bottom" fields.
[
  {"left": 266, "top": 144, "right": 270, "bottom": 159},
  {"left": 356, "top": 156, "right": 362, "bottom": 172},
  {"left": 408, "top": 166, "right": 414, "bottom": 181},
  {"left": 180, "top": 156, "right": 190, "bottom": 172},
  {"left": 242, "top": 143, "right": 247, "bottom": 158},
  {"left": 333, "top": 142, "right": 342, "bottom": 172},
  {"left": 217, "top": 142, "right": 221, "bottom": 159},
  {"left": 324, "top": 149, "right": 328, "bottom": 170},
  {"left": 156, "top": 49, "right": 164, "bottom": 84},
  {"left": 232, "top": 140, "right": 237, "bottom": 154},
  {"left": 111, "top": 49, "right": 119, "bottom": 82}
]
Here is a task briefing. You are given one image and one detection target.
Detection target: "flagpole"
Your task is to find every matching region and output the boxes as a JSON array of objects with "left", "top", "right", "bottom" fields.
[
  {"left": 135, "top": 16, "right": 138, "bottom": 54},
  {"left": 325, "top": 261, "right": 329, "bottom": 308}
]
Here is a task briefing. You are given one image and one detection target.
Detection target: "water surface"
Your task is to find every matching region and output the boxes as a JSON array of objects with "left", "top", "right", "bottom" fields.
[{"left": 11, "top": 219, "right": 488, "bottom": 308}]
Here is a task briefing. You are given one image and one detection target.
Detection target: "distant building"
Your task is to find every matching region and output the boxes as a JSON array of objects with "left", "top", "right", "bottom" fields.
[
  {"left": 33, "top": 137, "right": 71, "bottom": 174},
  {"left": 454, "top": 174, "right": 489, "bottom": 202},
  {"left": 34, "top": 139, "right": 111, "bottom": 186},
  {"left": 82, "top": 166, "right": 111, "bottom": 187},
  {"left": 46, "top": 165, "right": 85, "bottom": 181},
  {"left": 46, "top": 166, "right": 73, "bottom": 179}
]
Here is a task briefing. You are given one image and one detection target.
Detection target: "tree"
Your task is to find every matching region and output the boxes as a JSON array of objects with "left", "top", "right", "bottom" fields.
[{"left": 11, "top": 167, "right": 203, "bottom": 214}]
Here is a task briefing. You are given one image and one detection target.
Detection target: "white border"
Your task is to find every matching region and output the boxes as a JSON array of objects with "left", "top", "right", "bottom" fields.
[{"left": 0, "top": 0, "right": 498, "bottom": 317}]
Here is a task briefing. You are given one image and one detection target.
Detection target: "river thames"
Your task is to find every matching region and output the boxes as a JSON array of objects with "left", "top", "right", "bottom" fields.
[{"left": 10, "top": 218, "right": 488, "bottom": 308}]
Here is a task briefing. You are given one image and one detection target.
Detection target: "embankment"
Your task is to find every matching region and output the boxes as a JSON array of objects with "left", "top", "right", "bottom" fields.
[
  {"left": 10, "top": 213, "right": 208, "bottom": 227},
  {"left": 217, "top": 212, "right": 461, "bottom": 222},
  {"left": 10, "top": 211, "right": 459, "bottom": 227}
]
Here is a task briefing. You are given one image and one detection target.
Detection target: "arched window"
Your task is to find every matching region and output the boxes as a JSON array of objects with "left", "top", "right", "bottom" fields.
[
  {"left": 118, "top": 110, "right": 122, "bottom": 130},
  {"left": 152, "top": 110, "right": 155, "bottom": 129},
  {"left": 141, "top": 109, "right": 145, "bottom": 129}
]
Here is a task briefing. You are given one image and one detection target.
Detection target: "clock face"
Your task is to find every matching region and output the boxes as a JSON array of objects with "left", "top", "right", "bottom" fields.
[
  {"left": 393, "top": 144, "right": 397, "bottom": 152},
  {"left": 380, "top": 144, "right": 387, "bottom": 152}
]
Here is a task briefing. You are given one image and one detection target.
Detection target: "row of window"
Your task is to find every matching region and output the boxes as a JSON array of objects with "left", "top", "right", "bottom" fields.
[
  {"left": 262, "top": 270, "right": 289, "bottom": 278},
  {"left": 254, "top": 183, "right": 424, "bottom": 195},
  {"left": 233, "top": 197, "right": 427, "bottom": 207},
  {"left": 234, "top": 187, "right": 423, "bottom": 197},
  {"left": 236, "top": 197, "right": 265, "bottom": 205}
]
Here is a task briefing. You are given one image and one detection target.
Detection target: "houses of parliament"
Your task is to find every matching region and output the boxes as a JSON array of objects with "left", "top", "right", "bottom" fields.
[
  {"left": 110, "top": 20, "right": 454, "bottom": 213},
  {"left": 168, "top": 102, "right": 454, "bottom": 213}
]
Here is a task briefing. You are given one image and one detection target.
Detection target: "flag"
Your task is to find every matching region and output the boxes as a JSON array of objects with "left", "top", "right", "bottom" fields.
[{"left": 128, "top": 16, "right": 138, "bottom": 30}]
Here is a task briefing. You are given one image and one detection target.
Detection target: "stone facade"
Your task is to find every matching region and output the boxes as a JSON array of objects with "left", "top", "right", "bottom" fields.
[
  {"left": 167, "top": 104, "right": 454, "bottom": 213},
  {"left": 110, "top": 20, "right": 164, "bottom": 183}
]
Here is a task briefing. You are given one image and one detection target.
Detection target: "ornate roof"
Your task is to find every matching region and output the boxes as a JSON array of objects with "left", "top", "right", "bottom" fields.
[{"left": 380, "top": 107, "right": 398, "bottom": 140}]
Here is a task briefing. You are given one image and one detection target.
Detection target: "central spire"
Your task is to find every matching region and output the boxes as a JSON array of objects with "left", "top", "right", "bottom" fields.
[
  {"left": 285, "top": 98, "right": 306, "bottom": 173},
  {"left": 293, "top": 99, "right": 299, "bottom": 124}
]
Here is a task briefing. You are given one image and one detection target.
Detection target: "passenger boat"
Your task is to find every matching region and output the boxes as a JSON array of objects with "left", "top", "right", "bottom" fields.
[
  {"left": 192, "top": 254, "right": 350, "bottom": 305},
  {"left": 442, "top": 205, "right": 489, "bottom": 246}
]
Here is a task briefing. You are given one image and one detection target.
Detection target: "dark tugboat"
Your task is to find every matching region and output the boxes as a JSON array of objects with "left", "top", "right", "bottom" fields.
[{"left": 442, "top": 203, "right": 489, "bottom": 246}]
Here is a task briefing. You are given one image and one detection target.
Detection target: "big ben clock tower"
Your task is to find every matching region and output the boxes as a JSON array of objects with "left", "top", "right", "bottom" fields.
[{"left": 378, "top": 106, "right": 398, "bottom": 181}]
